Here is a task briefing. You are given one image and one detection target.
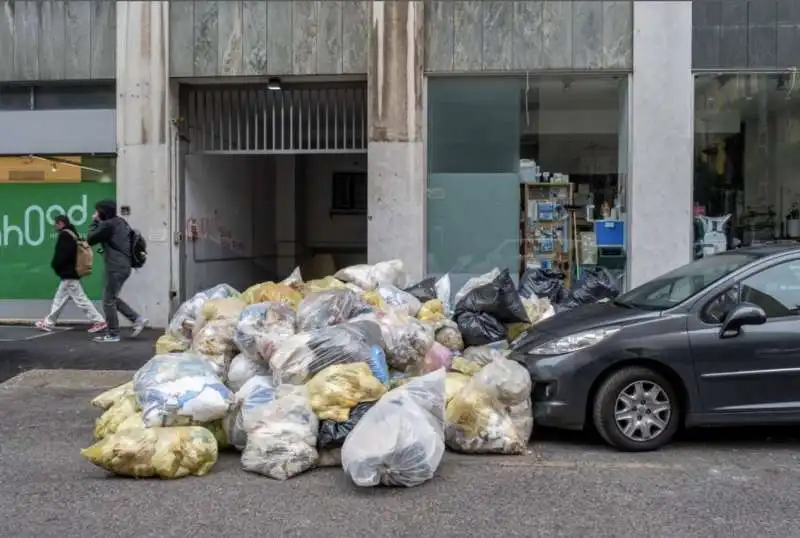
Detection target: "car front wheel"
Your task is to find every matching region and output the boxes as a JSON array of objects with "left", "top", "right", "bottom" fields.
[{"left": 592, "top": 366, "right": 680, "bottom": 452}]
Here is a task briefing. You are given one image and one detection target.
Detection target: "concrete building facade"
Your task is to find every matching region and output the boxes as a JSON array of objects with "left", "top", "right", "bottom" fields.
[{"left": 1, "top": 1, "right": 799, "bottom": 327}]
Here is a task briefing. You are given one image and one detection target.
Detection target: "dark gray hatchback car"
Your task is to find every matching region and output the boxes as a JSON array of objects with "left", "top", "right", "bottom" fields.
[{"left": 510, "top": 245, "right": 800, "bottom": 452}]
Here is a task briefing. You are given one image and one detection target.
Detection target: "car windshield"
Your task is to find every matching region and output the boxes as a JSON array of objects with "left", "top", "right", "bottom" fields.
[{"left": 614, "top": 253, "right": 759, "bottom": 310}]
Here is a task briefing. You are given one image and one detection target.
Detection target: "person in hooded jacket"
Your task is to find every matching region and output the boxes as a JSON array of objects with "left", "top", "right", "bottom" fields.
[
  {"left": 87, "top": 200, "right": 149, "bottom": 342},
  {"left": 35, "top": 215, "right": 107, "bottom": 333}
]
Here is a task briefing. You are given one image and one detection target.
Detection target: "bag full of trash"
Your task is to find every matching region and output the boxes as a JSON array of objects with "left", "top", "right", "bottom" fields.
[
  {"left": 354, "top": 311, "right": 434, "bottom": 373},
  {"left": 444, "top": 357, "right": 533, "bottom": 455},
  {"left": 421, "top": 342, "right": 453, "bottom": 374},
  {"left": 91, "top": 381, "right": 134, "bottom": 410},
  {"left": 506, "top": 297, "right": 555, "bottom": 341},
  {"left": 301, "top": 276, "right": 348, "bottom": 295},
  {"left": 270, "top": 320, "right": 383, "bottom": 385},
  {"left": 561, "top": 266, "right": 621, "bottom": 310},
  {"left": 241, "top": 385, "right": 319, "bottom": 480},
  {"left": 341, "top": 369, "right": 446, "bottom": 488},
  {"left": 155, "top": 333, "right": 190, "bottom": 354},
  {"left": 133, "top": 353, "right": 220, "bottom": 394},
  {"left": 454, "top": 268, "right": 529, "bottom": 324},
  {"left": 417, "top": 299, "right": 445, "bottom": 322},
  {"left": 226, "top": 353, "right": 270, "bottom": 393},
  {"left": 81, "top": 426, "right": 218, "bottom": 479},
  {"left": 375, "top": 284, "right": 422, "bottom": 316},
  {"left": 295, "top": 289, "right": 372, "bottom": 332},
  {"left": 191, "top": 318, "right": 238, "bottom": 372},
  {"left": 404, "top": 276, "right": 438, "bottom": 302},
  {"left": 241, "top": 282, "right": 303, "bottom": 309},
  {"left": 280, "top": 266, "right": 304, "bottom": 288},
  {"left": 307, "top": 363, "right": 386, "bottom": 422},
  {"left": 233, "top": 302, "right": 296, "bottom": 362},
  {"left": 445, "top": 372, "right": 470, "bottom": 404},
  {"left": 366, "top": 345, "right": 390, "bottom": 384},
  {"left": 426, "top": 317, "right": 464, "bottom": 351},
  {"left": 138, "top": 374, "right": 234, "bottom": 428},
  {"left": 518, "top": 268, "right": 568, "bottom": 303},
  {"left": 93, "top": 394, "right": 140, "bottom": 440},
  {"left": 335, "top": 259, "right": 407, "bottom": 291},
  {"left": 167, "top": 284, "right": 240, "bottom": 342},
  {"left": 453, "top": 268, "right": 501, "bottom": 306},
  {"left": 455, "top": 311, "right": 506, "bottom": 347},
  {"left": 224, "top": 375, "right": 278, "bottom": 450},
  {"left": 195, "top": 297, "right": 247, "bottom": 335},
  {"left": 451, "top": 344, "right": 508, "bottom": 376},
  {"left": 317, "top": 401, "right": 376, "bottom": 450}
]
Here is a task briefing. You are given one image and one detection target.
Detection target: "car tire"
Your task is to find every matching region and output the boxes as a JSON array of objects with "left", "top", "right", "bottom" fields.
[{"left": 592, "top": 366, "right": 680, "bottom": 452}]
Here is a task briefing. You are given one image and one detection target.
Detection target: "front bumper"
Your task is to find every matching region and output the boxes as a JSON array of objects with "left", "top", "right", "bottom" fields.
[{"left": 509, "top": 350, "right": 593, "bottom": 431}]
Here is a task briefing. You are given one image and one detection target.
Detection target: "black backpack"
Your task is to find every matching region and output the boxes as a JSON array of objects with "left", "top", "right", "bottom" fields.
[{"left": 129, "top": 228, "right": 147, "bottom": 269}]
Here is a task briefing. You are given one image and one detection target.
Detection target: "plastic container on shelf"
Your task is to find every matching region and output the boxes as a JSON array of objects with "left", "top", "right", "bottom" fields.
[{"left": 594, "top": 220, "right": 625, "bottom": 247}]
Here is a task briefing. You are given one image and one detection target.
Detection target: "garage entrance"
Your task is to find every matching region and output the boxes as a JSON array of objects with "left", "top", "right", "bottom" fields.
[{"left": 178, "top": 81, "right": 368, "bottom": 298}]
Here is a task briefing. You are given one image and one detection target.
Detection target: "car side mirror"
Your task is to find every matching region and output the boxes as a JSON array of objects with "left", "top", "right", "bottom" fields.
[{"left": 719, "top": 302, "right": 767, "bottom": 339}]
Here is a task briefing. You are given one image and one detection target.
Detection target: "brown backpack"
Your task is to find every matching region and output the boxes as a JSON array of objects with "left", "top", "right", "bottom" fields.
[{"left": 65, "top": 230, "right": 94, "bottom": 277}]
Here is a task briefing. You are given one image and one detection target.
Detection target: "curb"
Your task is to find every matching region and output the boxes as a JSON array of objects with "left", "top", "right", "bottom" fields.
[
  {"left": 0, "top": 319, "right": 94, "bottom": 327},
  {"left": 0, "top": 369, "right": 135, "bottom": 390}
]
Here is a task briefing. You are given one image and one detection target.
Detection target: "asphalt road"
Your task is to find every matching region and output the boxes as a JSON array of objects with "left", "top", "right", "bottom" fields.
[{"left": 1, "top": 326, "right": 800, "bottom": 537}]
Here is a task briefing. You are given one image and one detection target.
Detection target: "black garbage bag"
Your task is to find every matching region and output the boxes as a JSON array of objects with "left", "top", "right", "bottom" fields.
[
  {"left": 455, "top": 311, "right": 506, "bottom": 347},
  {"left": 318, "top": 401, "right": 376, "bottom": 450},
  {"left": 404, "top": 277, "right": 438, "bottom": 302},
  {"left": 454, "top": 269, "right": 529, "bottom": 323},
  {"left": 567, "top": 266, "right": 620, "bottom": 305},
  {"left": 518, "top": 268, "right": 569, "bottom": 302}
]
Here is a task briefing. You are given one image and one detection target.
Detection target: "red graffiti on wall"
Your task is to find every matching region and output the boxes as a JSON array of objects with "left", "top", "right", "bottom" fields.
[{"left": 185, "top": 213, "right": 244, "bottom": 252}]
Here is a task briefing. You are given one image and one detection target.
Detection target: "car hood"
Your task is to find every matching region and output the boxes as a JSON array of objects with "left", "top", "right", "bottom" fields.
[{"left": 512, "top": 301, "right": 659, "bottom": 348}]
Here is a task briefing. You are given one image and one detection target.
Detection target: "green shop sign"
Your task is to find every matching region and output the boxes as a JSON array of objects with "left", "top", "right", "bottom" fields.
[{"left": 0, "top": 182, "right": 115, "bottom": 300}]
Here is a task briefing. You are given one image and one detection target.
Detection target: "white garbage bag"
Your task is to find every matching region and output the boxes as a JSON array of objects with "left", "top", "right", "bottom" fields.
[
  {"left": 226, "top": 353, "right": 270, "bottom": 393},
  {"left": 335, "top": 260, "right": 407, "bottom": 291},
  {"left": 223, "top": 375, "right": 277, "bottom": 450},
  {"left": 241, "top": 385, "right": 319, "bottom": 480},
  {"left": 132, "top": 353, "right": 219, "bottom": 394},
  {"left": 341, "top": 369, "right": 446, "bottom": 488},
  {"left": 138, "top": 375, "right": 234, "bottom": 427}
]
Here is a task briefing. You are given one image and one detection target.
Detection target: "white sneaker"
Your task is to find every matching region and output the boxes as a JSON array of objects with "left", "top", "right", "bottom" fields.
[
  {"left": 35, "top": 320, "right": 54, "bottom": 332},
  {"left": 131, "top": 318, "right": 149, "bottom": 338}
]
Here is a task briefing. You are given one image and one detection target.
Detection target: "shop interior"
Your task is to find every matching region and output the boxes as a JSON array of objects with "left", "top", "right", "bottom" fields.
[
  {"left": 693, "top": 72, "right": 800, "bottom": 258},
  {"left": 519, "top": 76, "right": 627, "bottom": 289}
]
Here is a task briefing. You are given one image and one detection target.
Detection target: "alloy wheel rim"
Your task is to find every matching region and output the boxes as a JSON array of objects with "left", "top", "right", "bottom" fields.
[{"left": 613, "top": 380, "right": 671, "bottom": 442}]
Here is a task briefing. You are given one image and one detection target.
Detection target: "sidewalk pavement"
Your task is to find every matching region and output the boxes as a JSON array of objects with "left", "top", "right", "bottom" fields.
[{"left": 0, "top": 324, "right": 157, "bottom": 383}]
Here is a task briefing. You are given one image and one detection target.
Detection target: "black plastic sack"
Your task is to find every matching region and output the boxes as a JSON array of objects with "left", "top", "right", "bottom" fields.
[
  {"left": 518, "top": 268, "right": 568, "bottom": 302},
  {"left": 318, "top": 401, "right": 376, "bottom": 450},
  {"left": 568, "top": 266, "right": 620, "bottom": 305},
  {"left": 454, "top": 269, "right": 529, "bottom": 323},
  {"left": 404, "top": 277, "right": 438, "bottom": 302},
  {"left": 455, "top": 311, "right": 506, "bottom": 347}
]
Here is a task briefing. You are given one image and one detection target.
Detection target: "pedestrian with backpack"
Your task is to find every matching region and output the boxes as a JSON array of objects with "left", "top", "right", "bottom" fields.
[
  {"left": 35, "top": 215, "right": 107, "bottom": 333},
  {"left": 87, "top": 199, "right": 149, "bottom": 343}
]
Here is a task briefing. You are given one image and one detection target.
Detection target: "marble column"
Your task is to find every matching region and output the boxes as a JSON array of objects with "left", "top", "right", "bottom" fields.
[
  {"left": 116, "top": 1, "right": 176, "bottom": 328},
  {"left": 367, "top": 1, "right": 426, "bottom": 282},
  {"left": 628, "top": 1, "right": 694, "bottom": 287}
]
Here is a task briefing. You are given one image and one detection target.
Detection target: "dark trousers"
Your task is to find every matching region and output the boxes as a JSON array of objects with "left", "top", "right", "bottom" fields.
[{"left": 103, "top": 269, "right": 139, "bottom": 336}]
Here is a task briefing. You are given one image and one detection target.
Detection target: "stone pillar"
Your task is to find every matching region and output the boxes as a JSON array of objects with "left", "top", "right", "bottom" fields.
[
  {"left": 367, "top": 1, "right": 426, "bottom": 282},
  {"left": 116, "top": 1, "right": 175, "bottom": 328},
  {"left": 628, "top": 1, "right": 694, "bottom": 287}
]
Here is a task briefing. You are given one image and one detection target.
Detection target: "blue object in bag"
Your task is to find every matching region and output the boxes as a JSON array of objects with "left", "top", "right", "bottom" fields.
[{"left": 367, "top": 345, "right": 389, "bottom": 384}]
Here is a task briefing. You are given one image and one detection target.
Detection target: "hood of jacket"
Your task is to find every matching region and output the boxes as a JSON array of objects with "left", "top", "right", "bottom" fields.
[{"left": 96, "top": 199, "right": 118, "bottom": 220}]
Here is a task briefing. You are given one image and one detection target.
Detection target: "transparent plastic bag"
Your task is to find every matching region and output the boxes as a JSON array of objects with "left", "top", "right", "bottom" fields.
[
  {"left": 241, "top": 386, "right": 319, "bottom": 480},
  {"left": 341, "top": 369, "right": 446, "bottom": 488},
  {"left": 302, "top": 276, "right": 348, "bottom": 295},
  {"left": 295, "top": 289, "right": 372, "bottom": 332},
  {"left": 417, "top": 299, "right": 445, "bottom": 322},
  {"left": 335, "top": 259, "right": 406, "bottom": 291},
  {"left": 233, "top": 302, "right": 296, "bottom": 361},
  {"left": 195, "top": 297, "right": 247, "bottom": 335},
  {"left": 155, "top": 334, "right": 190, "bottom": 354},
  {"left": 133, "top": 353, "right": 220, "bottom": 394},
  {"left": 451, "top": 345, "right": 508, "bottom": 376},
  {"left": 192, "top": 318, "right": 238, "bottom": 371},
  {"left": 226, "top": 353, "right": 270, "bottom": 393},
  {"left": 354, "top": 311, "right": 434, "bottom": 373},
  {"left": 93, "top": 394, "right": 139, "bottom": 440},
  {"left": 138, "top": 374, "right": 234, "bottom": 427},
  {"left": 280, "top": 266, "right": 303, "bottom": 287},
  {"left": 167, "top": 284, "right": 240, "bottom": 342},
  {"left": 307, "top": 363, "right": 386, "bottom": 422},
  {"left": 241, "top": 282, "right": 303, "bottom": 308},
  {"left": 444, "top": 358, "right": 533, "bottom": 454},
  {"left": 91, "top": 381, "right": 134, "bottom": 410},
  {"left": 270, "top": 321, "right": 383, "bottom": 385},
  {"left": 429, "top": 318, "right": 464, "bottom": 351},
  {"left": 445, "top": 372, "right": 470, "bottom": 404},
  {"left": 82, "top": 426, "right": 218, "bottom": 479},
  {"left": 376, "top": 284, "right": 421, "bottom": 316},
  {"left": 224, "top": 375, "right": 277, "bottom": 450},
  {"left": 421, "top": 342, "right": 453, "bottom": 374}
]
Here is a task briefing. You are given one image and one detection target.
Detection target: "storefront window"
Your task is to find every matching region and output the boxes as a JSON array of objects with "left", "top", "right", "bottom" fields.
[
  {"left": 693, "top": 73, "right": 800, "bottom": 258},
  {"left": 427, "top": 75, "right": 630, "bottom": 292}
]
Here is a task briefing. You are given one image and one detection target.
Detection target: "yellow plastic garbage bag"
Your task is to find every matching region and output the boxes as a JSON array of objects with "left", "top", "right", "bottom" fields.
[
  {"left": 242, "top": 282, "right": 303, "bottom": 308},
  {"left": 116, "top": 411, "right": 146, "bottom": 433},
  {"left": 301, "top": 276, "right": 348, "bottom": 296},
  {"left": 93, "top": 394, "right": 140, "bottom": 440},
  {"left": 91, "top": 381, "right": 134, "bottom": 410},
  {"left": 155, "top": 334, "right": 190, "bottom": 355},
  {"left": 116, "top": 412, "right": 230, "bottom": 449},
  {"left": 445, "top": 372, "right": 470, "bottom": 404},
  {"left": 81, "top": 426, "right": 218, "bottom": 479},
  {"left": 307, "top": 363, "right": 387, "bottom": 422},
  {"left": 418, "top": 299, "right": 445, "bottom": 322},
  {"left": 199, "top": 297, "right": 247, "bottom": 326},
  {"left": 362, "top": 291, "right": 386, "bottom": 311}
]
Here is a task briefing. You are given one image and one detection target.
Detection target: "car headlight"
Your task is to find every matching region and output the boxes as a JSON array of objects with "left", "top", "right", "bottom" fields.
[{"left": 527, "top": 327, "right": 620, "bottom": 356}]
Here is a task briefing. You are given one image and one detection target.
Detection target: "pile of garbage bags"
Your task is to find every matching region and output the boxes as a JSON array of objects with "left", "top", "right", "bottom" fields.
[{"left": 82, "top": 260, "right": 617, "bottom": 486}]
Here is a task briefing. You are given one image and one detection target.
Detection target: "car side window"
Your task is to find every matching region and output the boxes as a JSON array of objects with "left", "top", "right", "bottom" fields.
[
  {"left": 701, "top": 286, "right": 739, "bottom": 324},
  {"left": 739, "top": 261, "right": 800, "bottom": 319}
]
